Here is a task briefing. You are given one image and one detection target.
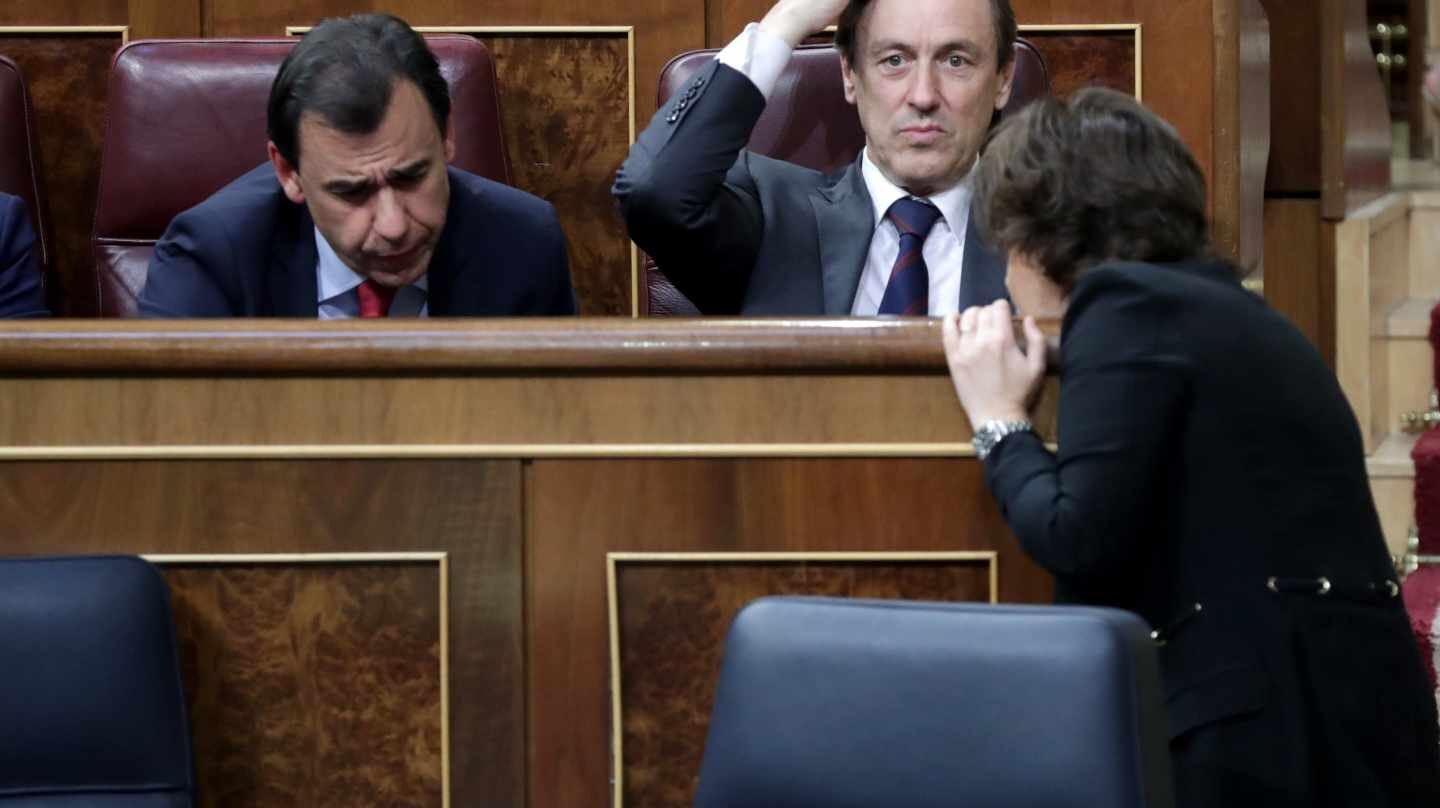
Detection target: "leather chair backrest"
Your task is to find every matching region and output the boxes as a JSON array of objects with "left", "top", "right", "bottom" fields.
[
  {"left": 694, "top": 597, "right": 1175, "bottom": 808},
  {"left": 0, "top": 55, "right": 53, "bottom": 303},
  {"left": 644, "top": 40, "right": 1049, "bottom": 315},
  {"left": 92, "top": 35, "right": 509, "bottom": 317},
  {"left": 0, "top": 555, "right": 194, "bottom": 806}
]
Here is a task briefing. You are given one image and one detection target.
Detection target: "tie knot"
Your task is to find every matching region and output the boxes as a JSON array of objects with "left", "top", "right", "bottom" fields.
[
  {"left": 887, "top": 197, "right": 942, "bottom": 239},
  {"left": 356, "top": 278, "right": 399, "bottom": 319}
]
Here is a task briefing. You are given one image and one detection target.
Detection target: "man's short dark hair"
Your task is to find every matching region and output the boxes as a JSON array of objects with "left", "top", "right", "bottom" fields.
[
  {"left": 267, "top": 13, "right": 450, "bottom": 168},
  {"left": 973, "top": 87, "right": 1211, "bottom": 290},
  {"left": 834, "top": 0, "right": 1017, "bottom": 72}
]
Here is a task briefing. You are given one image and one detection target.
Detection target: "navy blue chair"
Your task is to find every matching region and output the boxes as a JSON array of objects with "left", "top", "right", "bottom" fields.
[
  {"left": 0, "top": 555, "right": 195, "bottom": 807},
  {"left": 694, "top": 597, "right": 1175, "bottom": 808}
]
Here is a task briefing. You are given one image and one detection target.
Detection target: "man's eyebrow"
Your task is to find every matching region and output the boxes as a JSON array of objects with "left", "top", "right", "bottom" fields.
[
  {"left": 868, "top": 37, "right": 984, "bottom": 55},
  {"left": 322, "top": 177, "right": 373, "bottom": 195},
  {"left": 388, "top": 160, "right": 430, "bottom": 180}
]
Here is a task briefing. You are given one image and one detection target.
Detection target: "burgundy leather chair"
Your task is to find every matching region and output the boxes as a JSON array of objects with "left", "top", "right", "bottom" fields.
[
  {"left": 0, "top": 55, "right": 53, "bottom": 309},
  {"left": 92, "top": 36, "right": 510, "bottom": 317},
  {"left": 642, "top": 41, "right": 1050, "bottom": 316}
]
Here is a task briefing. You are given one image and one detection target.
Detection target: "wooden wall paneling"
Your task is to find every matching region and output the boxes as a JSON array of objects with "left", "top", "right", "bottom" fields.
[
  {"left": 208, "top": 0, "right": 702, "bottom": 125},
  {"left": 1261, "top": 0, "right": 1322, "bottom": 194},
  {"left": 0, "top": 28, "right": 126, "bottom": 315},
  {"left": 159, "top": 558, "right": 445, "bottom": 807},
  {"left": 126, "top": 0, "right": 201, "bottom": 38},
  {"left": 470, "top": 30, "right": 635, "bottom": 316},
  {"left": 609, "top": 552, "right": 996, "bottom": 806},
  {"left": 1021, "top": 27, "right": 1138, "bottom": 99},
  {"left": 0, "top": 458, "right": 524, "bottom": 808},
  {"left": 0, "top": 0, "right": 126, "bottom": 20},
  {"left": 1322, "top": 0, "right": 1394, "bottom": 219},
  {"left": 525, "top": 458, "right": 1052, "bottom": 808},
  {"left": 1212, "top": 0, "right": 1271, "bottom": 274},
  {"left": 1262, "top": 198, "right": 1325, "bottom": 352}
]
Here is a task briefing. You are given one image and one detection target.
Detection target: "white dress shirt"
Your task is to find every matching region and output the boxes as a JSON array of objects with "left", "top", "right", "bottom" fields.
[
  {"left": 314, "top": 227, "right": 429, "bottom": 319},
  {"left": 717, "top": 23, "right": 973, "bottom": 316}
]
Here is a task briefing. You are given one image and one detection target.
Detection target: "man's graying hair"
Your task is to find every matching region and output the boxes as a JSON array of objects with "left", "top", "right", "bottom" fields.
[
  {"left": 834, "top": 0, "right": 1017, "bottom": 71},
  {"left": 268, "top": 13, "right": 450, "bottom": 168}
]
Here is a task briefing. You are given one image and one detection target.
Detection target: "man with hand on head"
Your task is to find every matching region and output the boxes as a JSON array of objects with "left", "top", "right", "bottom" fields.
[
  {"left": 614, "top": 0, "right": 1016, "bottom": 316},
  {"left": 141, "top": 14, "right": 575, "bottom": 318}
]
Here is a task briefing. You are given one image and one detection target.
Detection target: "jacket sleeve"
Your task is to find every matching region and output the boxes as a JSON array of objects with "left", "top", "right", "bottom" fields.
[
  {"left": 612, "top": 60, "right": 768, "bottom": 312},
  {"left": 0, "top": 195, "right": 48, "bottom": 318},
  {"left": 983, "top": 270, "right": 1190, "bottom": 581},
  {"left": 140, "top": 206, "right": 240, "bottom": 317}
]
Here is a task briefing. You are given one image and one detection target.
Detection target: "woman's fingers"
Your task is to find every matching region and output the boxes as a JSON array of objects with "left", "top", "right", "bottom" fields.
[{"left": 1022, "top": 316, "right": 1047, "bottom": 378}]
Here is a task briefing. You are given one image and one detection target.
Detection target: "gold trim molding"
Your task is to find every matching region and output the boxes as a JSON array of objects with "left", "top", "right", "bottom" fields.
[
  {"left": 0, "top": 442, "right": 981, "bottom": 460},
  {"left": 1018, "top": 23, "right": 1144, "bottom": 101},
  {"left": 146, "top": 551, "right": 451, "bottom": 808},
  {"left": 604, "top": 550, "right": 998, "bottom": 807}
]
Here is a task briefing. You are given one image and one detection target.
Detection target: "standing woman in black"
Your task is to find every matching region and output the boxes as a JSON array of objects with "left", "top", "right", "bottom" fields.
[{"left": 943, "top": 87, "right": 1440, "bottom": 806}]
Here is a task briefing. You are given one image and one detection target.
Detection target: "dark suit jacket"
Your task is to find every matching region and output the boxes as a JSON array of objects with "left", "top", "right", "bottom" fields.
[
  {"left": 986, "top": 260, "right": 1440, "bottom": 805},
  {"left": 613, "top": 61, "right": 1006, "bottom": 315},
  {"left": 140, "top": 164, "right": 576, "bottom": 317},
  {"left": 0, "top": 192, "right": 47, "bottom": 318}
]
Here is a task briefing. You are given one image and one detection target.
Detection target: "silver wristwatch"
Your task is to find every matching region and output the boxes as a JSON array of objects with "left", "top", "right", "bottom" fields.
[{"left": 973, "top": 419, "right": 1034, "bottom": 461}]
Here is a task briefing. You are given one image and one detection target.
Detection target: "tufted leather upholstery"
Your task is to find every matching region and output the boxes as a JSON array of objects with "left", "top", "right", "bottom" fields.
[
  {"left": 643, "top": 41, "right": 1050, "bottom": 315},
  {"left": 694, "top": 597, "right": 1175, "bottom": 808},
  {"left": 92, "top": 36, "right": 510, "bottom": 316},
  {"left": 0, "top": 555, "right": 194, "bottom": 806},
  {"left": 0, "top": 55, "right": 53, "bottom": 307}
]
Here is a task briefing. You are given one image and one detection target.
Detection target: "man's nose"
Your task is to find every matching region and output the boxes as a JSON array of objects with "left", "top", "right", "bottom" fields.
[
  {"left": 908, "top": 64, "right": 939, "bottom": 110},
  {"left": 371, "top": 188, "right": 408, "bottom": 243}
]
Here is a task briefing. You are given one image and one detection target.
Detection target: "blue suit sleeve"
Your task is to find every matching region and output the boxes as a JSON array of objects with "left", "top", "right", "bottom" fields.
[
  {"left": 140, "top": 206, "right": 240, "bottom": 317},
  {"left": 0, "top": 195, "right": 49, "bottom": 318}
]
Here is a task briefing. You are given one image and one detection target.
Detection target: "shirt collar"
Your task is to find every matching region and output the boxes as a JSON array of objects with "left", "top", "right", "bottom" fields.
[
  {"left": 315, "top": 227, "right": 428, "bottom": 304},
  {"left": 861, "top": 148, "right": 974, "bottom": 234}
]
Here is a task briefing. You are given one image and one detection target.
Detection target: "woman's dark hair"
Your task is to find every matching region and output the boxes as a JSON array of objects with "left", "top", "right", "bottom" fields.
[
  {"left": 835, "top": 0, "right": 1017, "bottom": 71},
  {"left": 973, "top": 87, "right": 1211, "bottom": 290},
  {"left": 267, "top": 14, "right": 450, "bottom": 169}
]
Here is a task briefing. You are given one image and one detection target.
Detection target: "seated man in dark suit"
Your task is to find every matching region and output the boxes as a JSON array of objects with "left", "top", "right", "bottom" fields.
[
  {"left": 614, "top": 0, "right": 1015, "bottom": 316},
  {"left": 141, "top": 14, "right": 576, "bottom": 318},
  {"left": 0, "top": 192, "right": 48, "bottom": 318}
]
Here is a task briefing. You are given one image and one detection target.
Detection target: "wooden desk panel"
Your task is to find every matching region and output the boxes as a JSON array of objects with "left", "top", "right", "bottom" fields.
[{"left": 0, "top": 320, "right": 1056, "bottom": 808}]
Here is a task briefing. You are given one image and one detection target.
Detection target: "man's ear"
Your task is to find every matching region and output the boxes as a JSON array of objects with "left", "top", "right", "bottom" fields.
[
  {"left": 993, "top": 54, "right": 1017, "bottom": 112},
  {"left": 268, "top": 141, "right": 306, "bottom": 205},
  {"left": 841, "top": 57, "right": 858, "bottom": 105},
  {"left": 443, "top": 121, "right": 456, "bottom": 164}
]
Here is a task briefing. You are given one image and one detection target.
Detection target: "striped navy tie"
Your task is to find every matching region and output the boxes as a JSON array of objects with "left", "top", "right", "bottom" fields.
[{"left": 878, "top": 197, "right": 943, "bottom": 316}]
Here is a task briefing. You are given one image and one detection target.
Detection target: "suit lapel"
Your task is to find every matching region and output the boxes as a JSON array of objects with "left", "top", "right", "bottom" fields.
[
  {"left": 426, "top": 168, "right": 473, "bottom": 317},
  {"left": 269, "top": 202, "right": 319, "bottom": 317},
  {"left": 958, "top": 204, "right": 1008, "bottom": 310},
  {"left": 811, "top": 158, "right": 875, "bottom": 316}
]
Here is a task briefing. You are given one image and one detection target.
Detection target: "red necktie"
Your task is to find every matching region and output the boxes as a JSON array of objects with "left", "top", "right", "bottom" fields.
[{"left": 356, "top": 279, "right": 398, "bottom": 319}]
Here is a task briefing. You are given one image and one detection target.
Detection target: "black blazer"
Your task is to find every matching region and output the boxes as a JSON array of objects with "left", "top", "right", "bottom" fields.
[
  {"left": 613, "top": 61, "right": 1007, "bottom": 315},
  {"left": 986, "top": 260, "right": 1440, "bottom": 805},
  {"left": 140, "top": 164, "right": 576, "bottom": 317},
  {"left": 0, "top": 193, "right": 47, "bottom": 318}
]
